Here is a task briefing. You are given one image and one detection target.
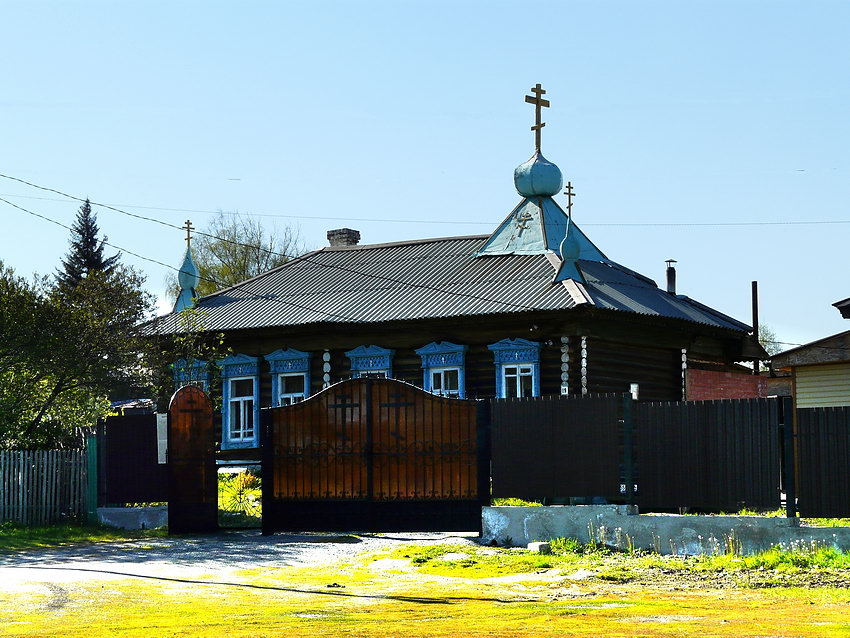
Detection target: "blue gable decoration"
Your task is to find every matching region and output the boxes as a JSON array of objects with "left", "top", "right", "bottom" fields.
[
  {"left": 488, "top": 338, "right": 542, "bottom": 398},
  {"left": 172, "top": 358, "right": 210, "bottom": 389},
  {"left": 218, "top": 353, "right": 260, "bottom": 449},
  {"left": 345, "top": 345, "right": 394, "bottom": 377},
  {"left": 264, "top": 348, "right": 312, "bottom": 407},
  {"left": 415, "top": 341, "right": 468, "bottom": 398}
]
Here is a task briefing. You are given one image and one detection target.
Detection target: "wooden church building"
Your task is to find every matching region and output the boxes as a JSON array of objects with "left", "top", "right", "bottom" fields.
[{"left": 154, "top": 85, "right": 763, "bottom": 454}]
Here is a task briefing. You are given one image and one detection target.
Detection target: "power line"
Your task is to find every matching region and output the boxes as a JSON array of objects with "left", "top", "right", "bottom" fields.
[
  {"left": 2, "top": 179, "right": 850, "bottom": 228},
  {"left": 6, "top": 192, "right": 848, "bottom": 353},
  {"left": 0, "top": 197, "right": 363, "bottom": 324},
  {"left": 0, "top": 174, "right": 548, "bottom": 314}
]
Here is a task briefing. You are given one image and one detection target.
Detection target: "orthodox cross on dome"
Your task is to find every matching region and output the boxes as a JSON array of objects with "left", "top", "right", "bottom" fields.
[
  {"left": 182, "top": 219, "right": 195, "bottom": 246},
  {"left": 524, "top": 83, "right": 550, "bottom": 152},
  {"left": 564, "top": 181, "right": 575, "bottom": 217}
]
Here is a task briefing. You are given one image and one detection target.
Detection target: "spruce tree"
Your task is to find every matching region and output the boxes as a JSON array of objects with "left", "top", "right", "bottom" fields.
[{"left": 56, "top": 199, "right": 120, "bottom": 291}]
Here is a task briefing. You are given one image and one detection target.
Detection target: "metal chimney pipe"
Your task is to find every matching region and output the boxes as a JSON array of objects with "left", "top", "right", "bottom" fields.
[
  {"left": 752, "top": 281, "right": 760, "bottom": 375},
  {"left": 665, "top": 259, "right": 677, "bottom": 295}
]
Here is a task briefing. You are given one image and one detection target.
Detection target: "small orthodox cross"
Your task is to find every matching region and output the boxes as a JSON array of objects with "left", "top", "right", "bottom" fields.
[
  {"left": 183, "top": 220, "right": 194, "bottom": 246},
  {"left": 564, "top": 182, "right": 575, "bottom": 217},
  {"left": 524, "top": 83, "right": 550, "bottom": 152}
]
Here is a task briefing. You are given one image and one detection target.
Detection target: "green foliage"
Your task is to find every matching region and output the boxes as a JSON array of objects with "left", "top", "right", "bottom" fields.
[
  {"left": 549, "top": 536, "right": 609, "bottom": 556},
  {"left": 758, "top": 324, "right": 783, "bottom": 356},
  {"left": 0, "top": 253, "right": 155, "bottom": 448},
  {"left": 491, "top": 497, "right": 543, "bottom": 506},
  {"left": 146, "top": 307, "right": 230, "bottom": 411},
  {"left": 218, "top": 471, "right": 262, "bottom": 527}
]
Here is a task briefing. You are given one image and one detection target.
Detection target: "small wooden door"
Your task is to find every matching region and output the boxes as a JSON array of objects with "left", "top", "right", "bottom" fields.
[{"left": 168, "top": 385, "right": 218, "bottom": 534}]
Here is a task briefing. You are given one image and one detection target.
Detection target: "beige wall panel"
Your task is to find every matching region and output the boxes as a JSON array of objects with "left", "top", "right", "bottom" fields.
[{"left": 796, "top": 363, "right": 850, "bottom": 408}]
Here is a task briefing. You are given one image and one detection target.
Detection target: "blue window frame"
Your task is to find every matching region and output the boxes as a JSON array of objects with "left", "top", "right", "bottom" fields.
[
  {"left": 345, "top": 345, "right": 394, "bottom": 378},
  {"left": 415, "top": 341, "right": 467, "bottom": 398},
  {"left": 488, "top": 338, "right": 542, "bottom": 398},
  {"left": 171, "top": 358, "right": 210, "bottom": 392},
  {"left": 218, "top": 354, "right": 260, "bottom": 449},
  {"left": 265, "top": 348, "right": 312, "bottom": 407}
]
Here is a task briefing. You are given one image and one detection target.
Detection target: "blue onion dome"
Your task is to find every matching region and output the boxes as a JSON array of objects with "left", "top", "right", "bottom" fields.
[
  {"left": 177, "top": 246, "right": 200, "bottom": 290},
  {"left": 559, "top": 223, "right": 581, "bottom": 261},
  {"left": 514, "top": 151, "right": 563, "bottom": 197}
]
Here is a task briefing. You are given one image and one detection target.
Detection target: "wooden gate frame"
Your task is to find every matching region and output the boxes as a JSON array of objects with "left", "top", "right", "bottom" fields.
[{"left": 261, "top": 378, "right": 490, "bottom": 534}]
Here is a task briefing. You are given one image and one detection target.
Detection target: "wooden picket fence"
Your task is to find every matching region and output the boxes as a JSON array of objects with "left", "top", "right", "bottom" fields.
[{"left": 0, "top": 450, "right": 88, "bottom": 525}]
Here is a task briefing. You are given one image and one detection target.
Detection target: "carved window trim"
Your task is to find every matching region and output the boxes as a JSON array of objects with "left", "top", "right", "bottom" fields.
[
  {"left": 415, "top": 341, "right": 467, "bottom": 398},
  {"left": 265, "top": 348, "right": 312, "bottom": 407},
  {"left": 487, "top": 338, "right": 542, "bottom": 398},
  {"left": 345, "top": 345, "right": 394, "bottom": 379},
  {"left": 218, "top": 353, "right": 260, "bottom": 449}
]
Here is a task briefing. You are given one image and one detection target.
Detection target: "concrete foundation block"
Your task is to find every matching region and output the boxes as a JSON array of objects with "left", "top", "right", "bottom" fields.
[
  {"left": 528, "top": 541, "right": 551, "bottom": 554},
  {"left": 97, "top": 506, "right": 168, "bottom": 530},
  {"left": 482, "top": 505, "right": 850, "bottom": 556}
]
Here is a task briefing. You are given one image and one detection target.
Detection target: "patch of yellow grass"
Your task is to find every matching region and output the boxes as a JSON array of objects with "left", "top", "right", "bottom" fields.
[{"left": 3, "top": 556, "right": 850, "bottom": 637}]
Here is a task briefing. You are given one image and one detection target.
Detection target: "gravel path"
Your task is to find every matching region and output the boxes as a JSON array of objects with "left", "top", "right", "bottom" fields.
[{"left": 0, "top": 531, "right": 479, "bottom": 589}]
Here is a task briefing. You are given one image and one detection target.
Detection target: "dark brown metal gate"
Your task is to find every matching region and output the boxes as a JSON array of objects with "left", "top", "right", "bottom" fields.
[
  {"left": 168, "top": 385, "right": 218, "bottom": 534},
  {"left": 262, "top": 378, "right": 488, "bottom": 533}
]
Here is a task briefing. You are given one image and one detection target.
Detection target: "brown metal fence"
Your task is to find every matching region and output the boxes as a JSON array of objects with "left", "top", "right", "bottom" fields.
[
  {"left": 0, "top": 449, "right": 87, "bottom": 524},
  {"left": 490, "top": 394, "right": 623, "bottom": 502},
  {"left": 491, "top": 394, "right": 788, "bottom": 512},
  {"left": 796, "top": 406, "right": 850, "bottom": 517},
  {"left": 98, "top": 413, "right": 168, "bottom": 506},
  {"left": 634, "top": 398, "right": 783, "bottom": 512}
]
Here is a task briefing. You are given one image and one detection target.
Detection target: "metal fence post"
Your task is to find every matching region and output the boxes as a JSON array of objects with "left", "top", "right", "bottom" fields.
[
  {"left": 622, "top": 393, "right": 635, "bottom": 506},
  {"left": 781, "top": 396, "right": 797, "bottom": 519},
  {"left": 260, "top": 408, "right": 273, "bottom": 536},
  {"left": 85, "top": 433, "right": 98, "bottom": 524}
]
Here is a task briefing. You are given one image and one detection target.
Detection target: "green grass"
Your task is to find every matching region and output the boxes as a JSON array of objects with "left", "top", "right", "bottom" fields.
[
  {"left": 491, "top": 497, "right": 542, "bottom": 506},
  {"left": 0, "top": 521, "right": 165, "bottom": 553}
]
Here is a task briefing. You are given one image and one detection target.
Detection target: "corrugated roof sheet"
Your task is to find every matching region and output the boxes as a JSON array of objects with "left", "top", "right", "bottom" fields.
[{"left": 151, "top": 235, "right": 749, "bottom": 334}]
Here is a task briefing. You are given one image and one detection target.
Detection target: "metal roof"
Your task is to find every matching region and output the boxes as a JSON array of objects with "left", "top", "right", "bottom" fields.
[{"left": 151, "top": 235, "right": 750, "bottom": 334}]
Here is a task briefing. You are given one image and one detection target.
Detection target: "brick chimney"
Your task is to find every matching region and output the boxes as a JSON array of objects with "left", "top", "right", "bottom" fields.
[{"left": 327, "top": 228, "right": 361, "bottom": 247}]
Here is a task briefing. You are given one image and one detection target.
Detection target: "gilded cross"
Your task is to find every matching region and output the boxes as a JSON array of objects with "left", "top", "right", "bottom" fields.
[
  {"left": 564, "top": 182, "right": 575, "bottom": 216},
  {"left": 183, "top": 220, "right": 194, "bottom": 245},
  {"left": 524, "top": 83, "right": 550, "bottom": 152}
]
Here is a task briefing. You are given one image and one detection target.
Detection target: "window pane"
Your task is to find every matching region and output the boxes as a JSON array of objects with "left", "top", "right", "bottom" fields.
[
  {"left": 520, "top": 373, "right": 533, "bottom": 397},
  {"left": 230, "top": 400, "right": 241, "bottom": 436},
  {"left": 504, "top": 366, "right": 517, "bottom": 378},
  {"left": 282, "top": 374, "right": 305, "bottom": 394},
  {"left": 431, "top": 371, "right": 442, "bottom": 391},
  {"left": 519, "top": 366, "right": 533, "bottom": 375},
  {"left": 444, "top": 369, "right": 459, "bottom": 391},
  {"left": 232, "top": 378, "right": 253, "bottom": 397},
  {"left": 244, "top": 400, "right": 254, "bottom": 436}
]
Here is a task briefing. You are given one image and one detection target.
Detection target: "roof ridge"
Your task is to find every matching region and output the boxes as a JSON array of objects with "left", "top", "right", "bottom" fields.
[{"left": 325, "top": 234, "right": 489, "bottom": 251}]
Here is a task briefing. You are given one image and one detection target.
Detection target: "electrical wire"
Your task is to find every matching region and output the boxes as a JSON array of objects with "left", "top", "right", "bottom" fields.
[
  {"left": 0, "top": 174, "right": 548, "bottom": 314},
  {"left": 4, "top": 195, "right": 850, "bottom": 355},
  {"left": 4, "top": 173, "right": 850, "bottom": 347},
  {"left": 2, "top": 178, "right": 850, "bottom": 227},
  {"left": 0, "top": 197, "right": 363, "bottom": 324}
]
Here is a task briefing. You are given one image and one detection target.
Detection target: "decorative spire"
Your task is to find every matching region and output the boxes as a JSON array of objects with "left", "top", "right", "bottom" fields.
[
  {"left": 173, "top": 220, "right": 200, "bottom": 313},
  {"left": 524, "top": 83, "right": 550, "bottom": 152}
]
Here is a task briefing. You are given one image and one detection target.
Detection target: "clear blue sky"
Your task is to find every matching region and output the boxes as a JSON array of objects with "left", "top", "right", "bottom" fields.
[{"left": 2, "top": 1, "right": 848, "bottom": 349}]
